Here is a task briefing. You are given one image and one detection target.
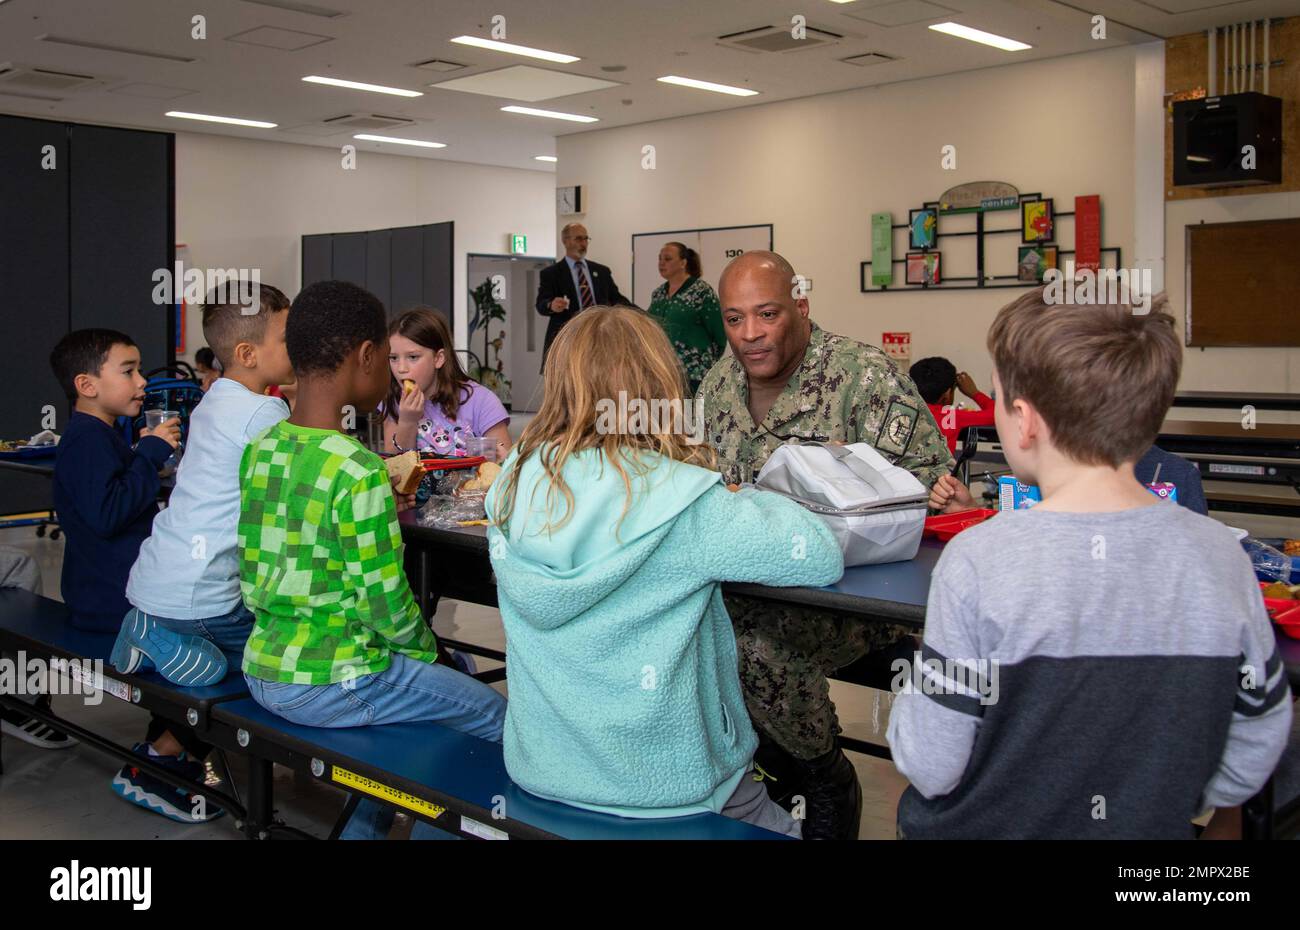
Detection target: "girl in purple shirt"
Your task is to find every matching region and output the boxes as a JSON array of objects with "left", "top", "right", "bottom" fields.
[{"left": 382, "top": 308, "right": 511, "bottom": 493}]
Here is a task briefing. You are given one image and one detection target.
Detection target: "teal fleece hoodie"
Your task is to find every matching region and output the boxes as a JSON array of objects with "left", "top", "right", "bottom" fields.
[{"left": 485, "top": 446, "right": 844, "bottom": 814}]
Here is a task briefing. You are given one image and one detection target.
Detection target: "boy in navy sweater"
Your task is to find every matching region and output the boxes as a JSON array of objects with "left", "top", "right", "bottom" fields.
[
  {"left": 49, "top": 330, "right": 221, "bottom": 822},
  {"left": 50, "top": 331, "right": 178, "bottom": 631}
]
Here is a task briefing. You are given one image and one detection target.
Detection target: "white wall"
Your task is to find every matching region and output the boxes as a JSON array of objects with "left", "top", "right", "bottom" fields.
[
  {"left": 558, "top": 46, "right": 1140, "bottom": 389},
  {"left": 174, "top": 132, "right": 555, "bottom": 359}
]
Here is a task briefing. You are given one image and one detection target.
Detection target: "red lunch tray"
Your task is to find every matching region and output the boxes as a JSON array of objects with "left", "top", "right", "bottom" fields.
[
  {"left": 1260, "top": 582, "right": 1300, "bottom": 637},
  {"left": 923, "top": 508, "right": 997, "bottom": 542},
  {"left": 419, "top": 454, "right": 485, "bottom": 472},
  {"left": 1275, "top": 603, "right": 1300, "bottom": 639},
  {"left": 1260, "top": 581, "right": 1298, "bottom": 614}
]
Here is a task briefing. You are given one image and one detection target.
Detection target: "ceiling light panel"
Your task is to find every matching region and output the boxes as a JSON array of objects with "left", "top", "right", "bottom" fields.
[{"left": 431, "top": 65, "right": 618, "bottom": 102}]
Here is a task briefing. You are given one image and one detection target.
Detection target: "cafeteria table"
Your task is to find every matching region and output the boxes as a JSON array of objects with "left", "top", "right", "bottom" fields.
[{"left": 397, "top": 512, "right": 1300, "bottom": 692}]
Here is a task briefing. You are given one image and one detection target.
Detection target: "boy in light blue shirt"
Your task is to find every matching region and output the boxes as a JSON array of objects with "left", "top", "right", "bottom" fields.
[
  {"left": 115, "top": 283, "right": 294, "bottom": 679},
  {"left": 106, "top": 282, "right": 294, "bottom": 823}
]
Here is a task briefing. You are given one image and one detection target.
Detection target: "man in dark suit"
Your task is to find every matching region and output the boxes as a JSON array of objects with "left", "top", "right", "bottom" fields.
[{"left": 535, "top": 223, "right": 633, "bottom": 368}]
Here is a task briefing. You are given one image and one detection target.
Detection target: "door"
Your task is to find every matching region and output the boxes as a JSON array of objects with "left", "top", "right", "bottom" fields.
[{"left": 467, "top": 255, "right": 552, "bottom": 413}]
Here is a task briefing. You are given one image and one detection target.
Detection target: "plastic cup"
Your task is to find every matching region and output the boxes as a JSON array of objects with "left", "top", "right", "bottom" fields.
[
  {"left": 145, "top": 409, "right": 179, "bottom": 430},
  {"left": 144, "top": 410, "right": 183, "bottom": 475},
  {"left": 465, "top": 436, "right": 497, "bottom": 462}
]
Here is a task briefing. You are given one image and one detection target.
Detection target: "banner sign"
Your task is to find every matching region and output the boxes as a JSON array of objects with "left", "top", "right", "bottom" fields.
[
  {"left": 1074, "top": 195, "right": 1101, "bottom": 273},
  {"left": 938, "top": 181, "right": 1020, "bottom": 214},
  {"left": 871, "top": 212, "right": 893, "bottom": 287}
]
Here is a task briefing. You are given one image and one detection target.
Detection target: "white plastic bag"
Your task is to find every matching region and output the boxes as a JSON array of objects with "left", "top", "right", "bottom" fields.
[{"left": 755, "top": 442, "right": 927, "bottom": 566}]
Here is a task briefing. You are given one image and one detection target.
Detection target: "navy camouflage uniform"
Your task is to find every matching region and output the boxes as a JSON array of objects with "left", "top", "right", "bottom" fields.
[{"left": 698, "top": 322, "right": 953, "bottom": 759}]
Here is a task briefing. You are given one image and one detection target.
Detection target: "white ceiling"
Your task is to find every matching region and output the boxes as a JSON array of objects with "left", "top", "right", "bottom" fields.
[{"left": 0, "top": 0, "right": 1291, "bottom": 173}]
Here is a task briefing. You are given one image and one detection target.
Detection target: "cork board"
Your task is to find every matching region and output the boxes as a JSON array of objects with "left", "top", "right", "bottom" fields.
[
  {"left": 1186, "top": 217, "right": 1300, "bottom": 346},
  {"left": 1165, "top": 18, "right": 1298, "bottom": 201}
]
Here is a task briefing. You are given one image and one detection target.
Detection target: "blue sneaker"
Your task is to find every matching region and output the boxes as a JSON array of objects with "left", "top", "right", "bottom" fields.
[
  {"left": 110, "top": 743, "right": 225, "bottom": 824},
  {"left": 449, "top": 649, "right": 477, "bottom": 676},
  {"left": 110, "top": 609, "right": 227, "bottom": 686}
]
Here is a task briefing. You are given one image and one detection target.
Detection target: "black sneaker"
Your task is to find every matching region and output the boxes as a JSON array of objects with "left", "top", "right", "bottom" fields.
[
  {"left": 0, "top": 705, "right": 78, "bottom": 750},
  {"left": 751, "top": 727, "right": 805, "bottom": 810},
  {"left": 797, "top": 744, "right": 863, "bottom": 841}
]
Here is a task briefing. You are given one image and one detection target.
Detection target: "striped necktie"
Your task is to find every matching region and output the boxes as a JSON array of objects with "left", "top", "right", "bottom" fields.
[{"left": 576, "top": 261, "right": 595, "bottom": 309}]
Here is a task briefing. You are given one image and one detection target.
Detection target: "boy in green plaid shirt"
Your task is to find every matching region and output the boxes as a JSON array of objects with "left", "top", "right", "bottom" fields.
[
  {"left": 239, "top": 281, "right": 505, "bottom": 840},
  {"left": 240, "top": 428, "right": 437, "bottom": 683}
]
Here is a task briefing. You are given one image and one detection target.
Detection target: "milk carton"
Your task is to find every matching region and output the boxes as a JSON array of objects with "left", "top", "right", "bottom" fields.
[
  {"left": 998, "top": 474, "right": 1178, "bottom": 511},
  {"left": 997, "top": 476, "right": 1041, "bottom": 511}
]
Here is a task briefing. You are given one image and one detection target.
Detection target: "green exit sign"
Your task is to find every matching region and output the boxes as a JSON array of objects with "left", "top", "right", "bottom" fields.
[{"left": 509, "top": 234, "right": 527, "bottom": 254}]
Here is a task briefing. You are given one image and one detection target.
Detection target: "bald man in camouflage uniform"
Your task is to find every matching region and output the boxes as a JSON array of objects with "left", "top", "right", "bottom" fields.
[{"left": 699, "top": 251, "right": 952, "bottom": 840}]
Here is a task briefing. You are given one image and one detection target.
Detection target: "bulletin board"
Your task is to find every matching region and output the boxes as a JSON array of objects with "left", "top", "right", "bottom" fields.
[
  {"left": 631, "top": 224, "right": 773, "bottom": 309},
  {"left": 1186, "top": 217, "right": 1300, "bottom": 346}
]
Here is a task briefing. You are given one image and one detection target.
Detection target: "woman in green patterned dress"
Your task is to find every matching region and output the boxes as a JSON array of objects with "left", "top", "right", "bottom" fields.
[{"left": 647, "top": 242, "right": 726, "bottom": 395}]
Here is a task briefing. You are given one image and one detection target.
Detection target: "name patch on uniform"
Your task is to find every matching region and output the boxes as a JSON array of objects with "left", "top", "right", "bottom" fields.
[{"left": 876, "top": 400, "right": 918, "bottom": 456}]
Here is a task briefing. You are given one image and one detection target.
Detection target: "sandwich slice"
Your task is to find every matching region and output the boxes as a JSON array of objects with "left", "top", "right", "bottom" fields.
[
  {"left": 460, "top": 460, "right": 502, "bottom": 494},
  {"left": 385, "top": 450, "right": 424, "bottom": 494}
]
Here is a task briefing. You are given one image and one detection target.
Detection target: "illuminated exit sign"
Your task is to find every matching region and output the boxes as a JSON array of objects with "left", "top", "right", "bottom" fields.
[{"left": 509, "top": 234, "right": 527, "bottom": 254}]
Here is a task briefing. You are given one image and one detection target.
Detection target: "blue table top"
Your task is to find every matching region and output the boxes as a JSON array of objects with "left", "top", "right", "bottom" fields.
[
  {"left": 213, "top": 698, "right": 788, "bottom": 840},
  {"left": 400, "top": 514, "right": 936, "bottom": 624},
  {"left": 0, "top": 588, "right": 248, "bottom": 705}
]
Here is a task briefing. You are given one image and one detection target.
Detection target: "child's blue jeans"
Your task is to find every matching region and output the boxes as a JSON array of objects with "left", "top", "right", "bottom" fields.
[
  {"left": 152, "top": 602, "right": 255, "bottom": 662},
  {"left": 245, "top": 652, "right": 506, "bottom": 840}
]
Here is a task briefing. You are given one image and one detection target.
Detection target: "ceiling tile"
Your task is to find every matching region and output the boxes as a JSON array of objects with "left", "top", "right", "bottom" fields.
[
  {"left": 430, "top": 65, "right": 620, "bottom": 102},
  {"left": 225, "top": 26, "right": 334, "bottom": 51},
  {"left": 1135, "top": 0, "right": 1259, "bottom": 12},
  {"left": 843, "top": 0, "right": 959, "bottom": 27},
  {"left": 107, "top": 82, "right": 197, "bottom": 99}
]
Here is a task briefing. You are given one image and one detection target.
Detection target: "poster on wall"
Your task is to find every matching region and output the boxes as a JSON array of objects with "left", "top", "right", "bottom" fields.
[
  {"left": 1074, "top": 195, "right": 1101, "bottom": 273},
  {"left": 871, "top": 212, "right": 893, "bottom": 287},
  {"left": 1017, "top": 245, "right": 1058, "bottom": 282},
  {"left": 909, "top": 208, "right": 937, "bottom": 249},
  {"left": 1021, "top": 199, "right": 1054, "bottom": 243},
  {"left": 906, "top": 251, "right": 940, "bottom": 286},
  {"left": 631, "top": 224, "right": 774, "bottom": 309},
  {"left": 882, "top": 332, "right": 911, "bottom": 364}
]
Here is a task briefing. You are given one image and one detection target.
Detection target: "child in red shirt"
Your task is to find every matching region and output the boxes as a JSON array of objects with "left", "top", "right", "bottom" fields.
[{"left": 909, "top": 356, "right": 995, "bottom": 456}]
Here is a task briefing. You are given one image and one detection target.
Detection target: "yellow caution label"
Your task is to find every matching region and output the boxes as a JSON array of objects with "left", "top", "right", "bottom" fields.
[{"left": 331, "top": 766, "right": 447, "bottom": 820}]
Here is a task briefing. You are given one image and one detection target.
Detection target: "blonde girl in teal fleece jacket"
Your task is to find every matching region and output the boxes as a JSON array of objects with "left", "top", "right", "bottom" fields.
[{"left": 486, "top": 307, "right": 844, "bottom": 836}]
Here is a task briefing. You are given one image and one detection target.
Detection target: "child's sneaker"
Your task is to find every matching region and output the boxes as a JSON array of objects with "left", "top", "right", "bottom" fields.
[
  {"left": 110, "top": 610, "right": 228, "bottom": 686},
  {"left": 110, "top": 743, "right": 224, "bottom": 824},
  {"left": 0, "top": 705, "right": 78, "bottom": 749},
  {"left": 449, "top": 649, "right": 478, "bottom": 676}
]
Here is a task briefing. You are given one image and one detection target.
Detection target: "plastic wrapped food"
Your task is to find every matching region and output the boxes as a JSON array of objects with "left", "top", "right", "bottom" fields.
[
  {"left": 1243, "top": 537, "right": 1296, "bottom": 583},
  {"left": 415, "top": 489, "right": 488, "bottom": 529}
]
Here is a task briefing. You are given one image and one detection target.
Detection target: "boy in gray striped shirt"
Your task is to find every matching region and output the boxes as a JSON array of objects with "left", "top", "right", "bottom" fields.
[{"left": 887, "top": 288, "right": 1291, "bottom": 839}]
